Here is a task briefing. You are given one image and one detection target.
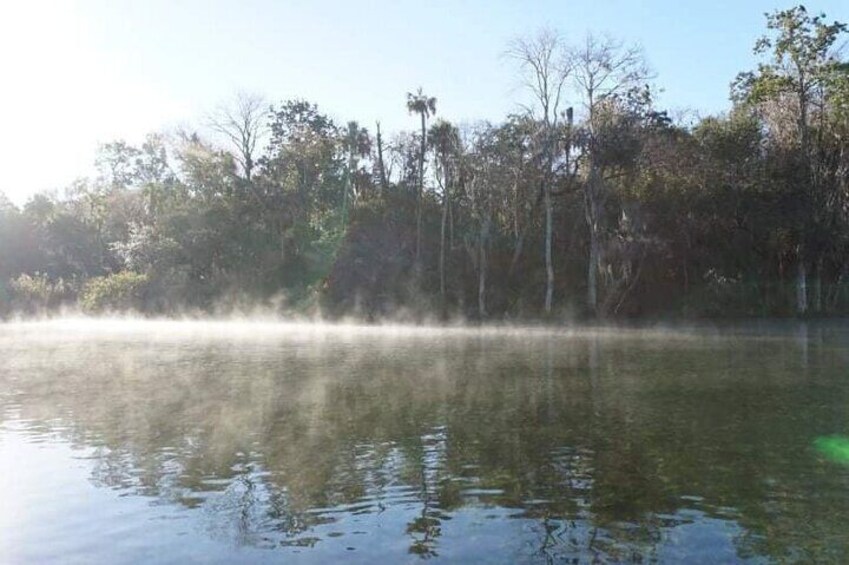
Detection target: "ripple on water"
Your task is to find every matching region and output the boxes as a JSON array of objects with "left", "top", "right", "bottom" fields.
[{"left": 2, "top": 319, "right": 849, "bottom": 562}]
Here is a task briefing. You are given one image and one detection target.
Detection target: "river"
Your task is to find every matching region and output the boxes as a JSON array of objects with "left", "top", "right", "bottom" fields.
[{"left": 1, "top": 319, "right": 848, "bottom": 562}]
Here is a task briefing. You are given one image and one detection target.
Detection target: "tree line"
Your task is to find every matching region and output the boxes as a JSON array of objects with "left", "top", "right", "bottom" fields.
[{"left": 1, "top": 5, "right": 847, "bottom": 319}]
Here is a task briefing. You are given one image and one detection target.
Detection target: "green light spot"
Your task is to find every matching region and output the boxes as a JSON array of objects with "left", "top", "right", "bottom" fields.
[{"left": 814, "top": 436, "right": 849, "bottom": 465}]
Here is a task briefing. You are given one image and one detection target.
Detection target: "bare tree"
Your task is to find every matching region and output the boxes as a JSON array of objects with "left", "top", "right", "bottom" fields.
[
  {"left": 508, "top": 29, "right": 571, "bottom": 314},
  {"left": 208, "top": 92, "right": 269, "bottom": 182},
  {"left": 570, "top": 34, "right": 650, "bottom": 315}
]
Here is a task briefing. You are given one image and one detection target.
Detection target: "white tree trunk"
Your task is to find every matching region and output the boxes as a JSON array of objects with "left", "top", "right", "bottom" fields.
[
  {"left": 813, "top": 256, "right": 823, "bottom": 314},
  {"left": 544, "top": 185, "right": 554, "bottom": 314},
  {"left": 415, "top": 113, "right": 426, "bottom": 271},
  {"left": 440, "top": 191, "right": 448, "bottom": 300},
  {"left": 796, "top": 256, "right": 808, "bottom": 316},
  {"left": 478, "top": 221, "right": 488, "bottom": 318},
  {"left": 585, "top": 167, "right": 603, "bottom": 316},
  {"left": 588, "top": 229, "right": 599, "bottom": 314}
]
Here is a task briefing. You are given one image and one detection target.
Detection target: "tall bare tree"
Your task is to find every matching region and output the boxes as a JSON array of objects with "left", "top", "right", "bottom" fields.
[
  {"left": 208, "top": 92, "right": 269, "bottom": 182},
  {"left": 508, "top": 29, "right": 571, "bottom": 314}
]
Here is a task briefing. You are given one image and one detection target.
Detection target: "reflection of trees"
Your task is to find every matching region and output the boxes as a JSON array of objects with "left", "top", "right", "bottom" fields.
[
  {"left": 1, "top": 327, "right": 849, "bottom": 560},
  {"left": 406, "top": 426, "right": 448, "bottom": 557}
]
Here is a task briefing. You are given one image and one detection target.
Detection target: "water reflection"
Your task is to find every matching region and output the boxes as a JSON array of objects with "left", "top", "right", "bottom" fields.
[{"left": 1, "top": 321, "right": 849, "bottom": 562}]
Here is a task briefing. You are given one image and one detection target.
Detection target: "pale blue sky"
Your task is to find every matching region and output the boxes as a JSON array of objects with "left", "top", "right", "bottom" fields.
[{"left": 1, "top": 0, "right": 847, "bottom": 203}]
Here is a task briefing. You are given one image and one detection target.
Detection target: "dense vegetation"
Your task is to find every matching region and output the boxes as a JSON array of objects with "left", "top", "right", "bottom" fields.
[{"left": 1, "top": 6, "right": 848, "bottom": 320}]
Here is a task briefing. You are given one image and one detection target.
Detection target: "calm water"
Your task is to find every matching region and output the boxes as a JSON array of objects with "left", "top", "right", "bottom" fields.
[{"left": 1, "top": 320, "right": 849, "bottom": 563}]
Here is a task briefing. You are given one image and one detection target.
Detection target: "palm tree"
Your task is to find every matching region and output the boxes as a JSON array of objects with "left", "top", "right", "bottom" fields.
[
  {"left": 342, "top": 121, "right": 371, "bottom": 220},
  {"left": 428, "top": 119, "right": 459, "bottom": 304},
  {"left": 406, "top": 88, "right": 437, "bottom": 271}
]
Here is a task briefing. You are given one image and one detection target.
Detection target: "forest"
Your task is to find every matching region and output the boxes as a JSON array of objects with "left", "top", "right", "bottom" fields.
[{"left": 1, "top": 5, "right": 848, "bottom": 320}]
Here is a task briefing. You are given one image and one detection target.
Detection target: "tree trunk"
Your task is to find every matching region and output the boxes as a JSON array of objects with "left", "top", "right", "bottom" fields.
[
  {"left": 244, "top": 155, "right": 253, "bottom": 183},
  {"left": 682, "top": 229, "right": 690, "bottom": 293},
  {"left": 509, "top": 188, "right": 533, "bottom": 280},
  {"left": 814, "top": 255, "right": 823, "bottom": 314},
  {"left": 376, "top": 122, "right": 388, "bottom": 194},
  {"left": 448, "top": 193, "right": 455, "bottom": 251},
  {"left": 588, "top": 229, "right": 599, "bottom": 314},
  {"left": 415, "top": 113, "right": 426, "bottom": 271},
  {"left": 439, "top": 166, "right": 449, "bottom": 301},
  {"left": 509, "top": 233, "right": 524, "bottom": 279},
  {"left": 343, "top": 150, "right": 353, "bottom": 222},
  {"left": 796, "top": 249, "right": 808, "bottom": 316},
  {"left": 828, "top": 262, "right": 848, "bottom": 312},
  {"left": 586, "top": 168, "right": 602, "bottom": 315},
  {"left": 479, "top": 219, "right": 488, "bottom": 318},
  {"left": 544, "top": 183, "right": 554, "bottom": 314}
]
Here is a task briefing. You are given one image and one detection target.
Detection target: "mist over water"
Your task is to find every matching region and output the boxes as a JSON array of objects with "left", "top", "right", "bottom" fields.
[{"left": 2, "top": 318, "right": 849, "bottom": 563}]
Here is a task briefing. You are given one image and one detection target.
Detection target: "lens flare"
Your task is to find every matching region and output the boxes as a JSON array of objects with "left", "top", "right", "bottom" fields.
[{"left": 814, "top": 436, "right": 849, "bottom": 465}]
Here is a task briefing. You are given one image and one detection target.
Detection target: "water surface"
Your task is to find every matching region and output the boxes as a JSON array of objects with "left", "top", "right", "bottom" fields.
[{"left": 1, "top": 319, "right": 849, "bottom": 563}]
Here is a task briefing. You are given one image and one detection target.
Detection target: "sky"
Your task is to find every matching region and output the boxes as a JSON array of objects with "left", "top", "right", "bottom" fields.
[{"left": 1, "top": 0, "right": 847, "bottom": 205}]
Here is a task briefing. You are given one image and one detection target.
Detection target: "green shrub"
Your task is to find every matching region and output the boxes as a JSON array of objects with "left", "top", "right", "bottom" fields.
[
  {"left": 80, "top": 271, "right": 149, "bottom": 313},
  {"left": 9, "top": 273, "right": 71, "bottom": 313}
]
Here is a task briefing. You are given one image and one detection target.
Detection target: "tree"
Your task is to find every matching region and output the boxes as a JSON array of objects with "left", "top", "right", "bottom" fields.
[
  {"left": 264, "top": 100, "right": 341, "bottom": 223},
  {"left": 375, "top": 121, "right": 389, "bottom": 193},
  {"left": 208, "top": 92, "right": 269, "bottom": 183},
  {"left": 95, "top": 140, "right": 142, "bottom": 190},
  {"left": 175, "top": 132, "right": 238, "bottom": 203},
  {"left": 342, "top": 121, "right": 372, "bottom": 219},
  {"left": 428, "top": 119, "right": 460, "bottom": 302},
  {"left": 734, "top": 5, "right": 848, "bottom": 314},
  {"left": 137, "top": 134, "right": 178, "bottom": 218},
  {"left": 406, "top": 88, "right": 437, "bottom": 271},
  {"left": 570, "top": 34, "right": 651, "bottom": 315},
  {"left": 508, "top": 29, "right": 571, "bottom": 314},
  {"left": 4, "top": 8, "right": 848, "bottom": 321},
  {"left": 493, "top": 116, "right": 536, "bottom": 281},
  {"left": 461, "top": 125, "right": 496, "bottom": 318}
]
